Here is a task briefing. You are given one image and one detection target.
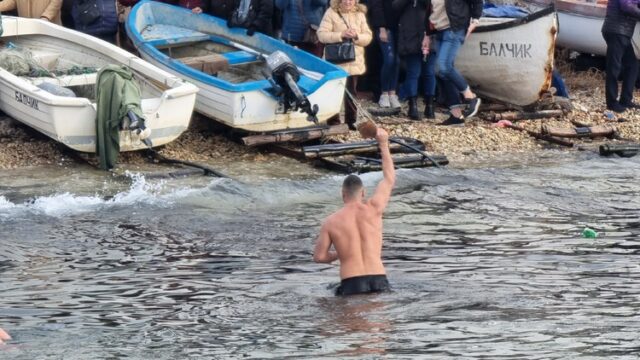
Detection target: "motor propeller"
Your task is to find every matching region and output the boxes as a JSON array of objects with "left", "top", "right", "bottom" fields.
[{"left": 125, "top": 110, "right": 152, "bottom": 148}]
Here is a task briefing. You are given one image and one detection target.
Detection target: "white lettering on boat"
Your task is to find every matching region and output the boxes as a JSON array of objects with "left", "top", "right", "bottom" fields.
[
  {"left": 15, "top": 91, "right": 39, "bottom": 110},
  {"left": 479, "top": 42, "right": 532, "bottom": 58}
]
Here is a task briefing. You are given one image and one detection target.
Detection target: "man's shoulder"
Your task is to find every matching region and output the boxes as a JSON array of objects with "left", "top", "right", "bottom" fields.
[
  {"left": 323, "top": 206, "right": 354, "bottom": 226},
  {"left": 324, "top": 209, "right": 344, "bottom": 224}
]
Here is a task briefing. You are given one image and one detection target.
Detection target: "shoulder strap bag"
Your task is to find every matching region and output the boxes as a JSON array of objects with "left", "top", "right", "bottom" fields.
[{"left": 323, "top": 12, "right": 356, "bottom": 64}]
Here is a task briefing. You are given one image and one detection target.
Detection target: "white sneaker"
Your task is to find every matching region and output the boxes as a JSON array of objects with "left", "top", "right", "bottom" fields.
[
  {"left": 389, "top": 94, "right": 402, "bottom": 109},
  {"left": 378, "top": 94, "right": 391, "bottom": 108}
]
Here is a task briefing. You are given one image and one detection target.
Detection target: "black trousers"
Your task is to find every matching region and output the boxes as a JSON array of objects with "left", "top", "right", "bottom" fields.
[
  {"left": 335, "top": 274, "right": 390, "bottom": 296},
  {"left": 344, "top": 76, "right": 359, "bottom": 128},
  {"left": 603, "top": 32, "right": 639, "bottom": 107}
]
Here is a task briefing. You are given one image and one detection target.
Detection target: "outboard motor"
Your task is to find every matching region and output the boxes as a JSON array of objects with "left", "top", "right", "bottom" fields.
[
  {"left": 264, "top": 51, "right": 319, "bottom": 123},
  {"left": 123, "top": 110, "right": 152, "bottom": 147}
]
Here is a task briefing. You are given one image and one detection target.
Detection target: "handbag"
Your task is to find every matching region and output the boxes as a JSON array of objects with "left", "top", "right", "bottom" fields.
[
  {"left": 298, "top": 1, "right": 319, "bottom": 44},
  {"left": 303, "top": 24, "right": 319, "bottom": 44},
  {"left": 76, "top": 0, "right": 102, "bottom": 26},
  {"left": 324, "top": 12, "right": 355, "bottom": 63},
  {"left": 324, "top": 40, "right": 355, "bottom": 63}
]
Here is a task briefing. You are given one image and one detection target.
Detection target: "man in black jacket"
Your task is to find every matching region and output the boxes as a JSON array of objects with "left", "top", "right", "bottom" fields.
[{"left": 601, "top": 0, "right": 640, "bottom": 112}]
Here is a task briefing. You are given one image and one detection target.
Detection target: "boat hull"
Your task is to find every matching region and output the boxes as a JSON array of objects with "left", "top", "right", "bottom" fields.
[
  {"left": 0, "top": 17, "right": 198, "bottom": 153},
  {"left": 127, "top": 0, "right": 348, "bottom": 133},
  {"left": 456, "top": 7, "right": 558, "bottom": 106},
  {"left": 525, "top": 0, "right": 640, "bottom": 57}
]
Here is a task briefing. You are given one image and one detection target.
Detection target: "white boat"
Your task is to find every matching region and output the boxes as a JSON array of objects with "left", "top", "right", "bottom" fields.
[
  {"left": 0, "top": 16, "right": 198, "bottom": 153},
  {"left": 456, "top": 6, "right": 558, "bottom": 107},
  {"left": 126, "top": 0, "right": 349, "bottom": 133},
  {"left": 523, "top": 0, "right": 640, "bottom": 57},
  {"left": 555, "top": 0, "right": 609, "bottom": 55}
]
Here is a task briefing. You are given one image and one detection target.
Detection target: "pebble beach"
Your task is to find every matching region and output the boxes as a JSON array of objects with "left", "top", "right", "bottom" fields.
[{"left": 1, "top": 56, "right": 639, "bottom": 171}]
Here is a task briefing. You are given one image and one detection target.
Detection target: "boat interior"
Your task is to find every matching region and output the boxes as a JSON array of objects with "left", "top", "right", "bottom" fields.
[
  {"left": 0, "top": 35, "right": 163, "bottom": 100},
  {"left": 142, "top": 24, "right": 267, "bottom": 84}
]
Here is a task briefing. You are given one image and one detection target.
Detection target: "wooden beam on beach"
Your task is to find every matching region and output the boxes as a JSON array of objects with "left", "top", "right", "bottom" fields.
[
  {"left": 302, "top": 138, "right": 425, "bottom": 159},
  {"left": 599, "top": 143, "right": 640, "bottom": 157},
  {"left": 242, "top": 124, "right": 350, "bottom": 146},
  {"left": 569, "top": 119, "right": 591, "bottom": 128},
  {"left": 506, "top": 124, "right": 574, "bottom": 147},
  {"left": 482, "top": 110, "right": 564, "bottom": 122},
  {"left": 479, "top": 103, "right": 519, "bottom": 112},
  {"left": 541, "top": 124, "right": 617, "bottom": 139}
]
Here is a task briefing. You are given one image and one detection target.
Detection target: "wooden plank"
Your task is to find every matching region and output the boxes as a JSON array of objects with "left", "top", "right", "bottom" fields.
[
  {"left": 316, "top": 154, "right": 449, "bottom": 173},
  {"left": 180, "top": 54, "right": 229, "bottom": 74},
  {"left": 482, "top": 110, "right": 563, "bottom": 122},
  {"left": 541, "top": 124, "right": 616, "bottom": 138},
  {"left": 302, "top": 138, "right": 425, "bottom": 159},
  {"left": 506, "top": 124, "right": 574, "bottom": 147},
  {"left": 242, "top": 124, "right": 350, "bottom": 146}
]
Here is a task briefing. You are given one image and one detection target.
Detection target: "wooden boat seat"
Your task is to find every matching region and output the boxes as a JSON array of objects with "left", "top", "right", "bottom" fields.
[
  {"left": 141, "top": 24, "right": 211, "bottom": 47},
  {"left": 179, "top": 50, "right": 259, "bottom": 74},
  {"left": 180, "top": 54, "right": 229, "bottom": 74}
]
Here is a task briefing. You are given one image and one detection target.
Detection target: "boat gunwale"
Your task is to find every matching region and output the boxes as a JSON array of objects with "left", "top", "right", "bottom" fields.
[
  {"left": 555, "top": 0, "right": 606, "bottom": 18},
  {"left": 0, "top": 16, "right": 198, "bottom": 106},
  {"left": 126, "top": 0, "right": 348, "bottom": 95},
  {"left": 473, "top": 5, "right": 556, "bottom": 33}
]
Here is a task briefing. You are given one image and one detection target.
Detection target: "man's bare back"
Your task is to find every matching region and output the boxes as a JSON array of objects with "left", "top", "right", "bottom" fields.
[{"left": 313, "top": 128, "right": 395, "bottom": 295}]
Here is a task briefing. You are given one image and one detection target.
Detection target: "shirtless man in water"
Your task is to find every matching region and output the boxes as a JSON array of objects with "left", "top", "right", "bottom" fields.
[
  {"left": 0, "top": 328, "right": 10, "bottom": 344},
  {"left": 313, "top": 128, "right": 395, "bottom": 296}
]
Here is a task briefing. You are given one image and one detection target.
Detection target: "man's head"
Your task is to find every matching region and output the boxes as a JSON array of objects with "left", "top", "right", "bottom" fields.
[{"left": 342, "top": 174, "right": 364, "bottom": 202}]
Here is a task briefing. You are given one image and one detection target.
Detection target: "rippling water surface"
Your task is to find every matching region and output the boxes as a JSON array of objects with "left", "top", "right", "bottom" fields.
[{"left": 1, "top": 152, "right": 639, "bottom": 359}]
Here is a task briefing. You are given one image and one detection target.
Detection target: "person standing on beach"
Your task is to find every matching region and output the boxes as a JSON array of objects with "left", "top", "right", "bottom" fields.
[
  {"left": 276, "top": 0, "right": 329, "bottom": 57},
  {"left": 313, "top": 127, "right": 394, "bottom": 296},
  {"left": 0, "top": 0, "right": 63, "bottom": 25},
  {"left": 393, "top": 0, "right": 436, "bottom": 121},
  {"left": 423, "top": 0, "right": 482, "bottom": 126},
  {"left": 601, "top": 0, "right": 640, "bottom": 113},
  {"left": 369, "top": 0, "right": 401, "bottom": 110},
  {"left": 317, "top": 0, "right": 372, "bottom": 129}
]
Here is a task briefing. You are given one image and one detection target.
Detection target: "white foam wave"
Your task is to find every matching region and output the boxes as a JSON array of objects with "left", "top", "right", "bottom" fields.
[
  {"left": 0, "top": 172, "right": 215, "bottom": 218},
  {"left": 0, "top": 169, "right": 431, "bottom": 218},
  {"left": 0, "top": 196, "right": 16, "bottom": 210}
]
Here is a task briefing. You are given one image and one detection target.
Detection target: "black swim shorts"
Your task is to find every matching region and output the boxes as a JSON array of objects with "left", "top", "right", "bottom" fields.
[{"left": 335, "top": 275, "right": 390, "bottom": 296}]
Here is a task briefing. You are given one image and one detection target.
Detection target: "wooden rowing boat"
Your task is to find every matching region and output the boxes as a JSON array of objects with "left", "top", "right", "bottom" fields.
[
  {"left": 126, "top": 0, "right": 349, "bottom": 133},
  {"left": 457, "top": 6, "right": 558, "bottom": 107}
]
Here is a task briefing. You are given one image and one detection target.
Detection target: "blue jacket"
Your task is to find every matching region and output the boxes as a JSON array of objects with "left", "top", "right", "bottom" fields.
[
  {"left": 72, "top": 0, "right": 118, "bottom": 37},
  {"left": 275, "top": 0, "right": 328, "bottom": 42}
]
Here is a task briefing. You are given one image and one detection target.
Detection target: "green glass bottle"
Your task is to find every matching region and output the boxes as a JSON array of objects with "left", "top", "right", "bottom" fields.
[{"left": 582, "top": 227, "right": 598, "bottom": 239}]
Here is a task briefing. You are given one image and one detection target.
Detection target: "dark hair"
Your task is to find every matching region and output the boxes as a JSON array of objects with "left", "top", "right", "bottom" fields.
[{"left": 342, "top": 174, "right": 363, "bottom": 197}]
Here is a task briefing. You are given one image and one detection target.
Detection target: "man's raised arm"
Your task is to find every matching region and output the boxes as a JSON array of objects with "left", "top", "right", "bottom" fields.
[{"left": 370, "top": 128, "right": 395, "bottom": 212}]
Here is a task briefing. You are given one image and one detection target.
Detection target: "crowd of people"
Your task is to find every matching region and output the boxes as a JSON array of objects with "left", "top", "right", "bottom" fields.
[{"left": 0, "top": 0, "right": 486, "bottom": 127}]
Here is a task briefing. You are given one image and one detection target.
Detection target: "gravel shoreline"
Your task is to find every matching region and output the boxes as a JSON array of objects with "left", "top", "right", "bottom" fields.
[{"left": 1, "top": 63, "right": 638, "bottom": 171}]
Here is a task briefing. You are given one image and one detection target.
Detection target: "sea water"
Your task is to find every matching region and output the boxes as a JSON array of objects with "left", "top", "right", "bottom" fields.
[{"left": 1, "top": 151, "right": 639, "bottom": 358}]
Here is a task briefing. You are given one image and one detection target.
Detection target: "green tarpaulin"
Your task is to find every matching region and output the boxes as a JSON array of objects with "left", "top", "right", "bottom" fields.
[{"left": 95, "top": 65, "right": 145, "bottom": 170}]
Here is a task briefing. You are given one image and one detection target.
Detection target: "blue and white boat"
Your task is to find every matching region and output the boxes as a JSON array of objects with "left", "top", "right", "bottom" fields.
[{"left": 126, "top": 0, "right": 348, "bottom": 133}]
